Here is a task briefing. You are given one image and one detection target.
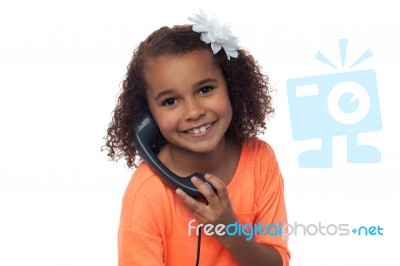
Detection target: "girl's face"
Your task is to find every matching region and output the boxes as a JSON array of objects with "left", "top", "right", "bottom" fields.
[{"left": 144, "top": 49, "right": 232, "bottom": 155}]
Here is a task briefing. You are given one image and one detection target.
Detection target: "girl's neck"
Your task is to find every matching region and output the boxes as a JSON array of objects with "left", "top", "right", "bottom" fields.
[{"left": 158, "top": 137, "right": 241, "bottom": 185}]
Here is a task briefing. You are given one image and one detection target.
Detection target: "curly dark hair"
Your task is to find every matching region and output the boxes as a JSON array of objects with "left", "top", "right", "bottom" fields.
[{"left": 102, "top": 24, "right": 274, "bottom": 168}]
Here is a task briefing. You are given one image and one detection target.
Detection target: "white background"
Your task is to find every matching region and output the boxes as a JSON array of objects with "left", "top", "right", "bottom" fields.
[{"left": 1, "top": 0, "right": 399, "bottom": 265}]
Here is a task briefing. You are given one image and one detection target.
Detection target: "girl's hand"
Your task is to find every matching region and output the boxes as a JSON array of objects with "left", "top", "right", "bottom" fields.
[{"left": 176, "top": 174, "right": 237, "bottom": 244}]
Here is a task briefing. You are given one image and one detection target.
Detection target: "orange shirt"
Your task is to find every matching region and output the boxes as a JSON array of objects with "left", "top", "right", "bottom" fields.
[{"left": 118, "top": 139, "right": 290, "bottom": 265}]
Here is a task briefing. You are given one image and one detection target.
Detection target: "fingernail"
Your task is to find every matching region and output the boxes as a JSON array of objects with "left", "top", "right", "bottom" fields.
[{"left": 191, "top": 176, "right": 198, "bottom": 182}]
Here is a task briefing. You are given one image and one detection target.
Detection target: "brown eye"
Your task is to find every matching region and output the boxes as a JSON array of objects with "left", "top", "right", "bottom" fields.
[
  {"left": 199, "top": 86, "right": 213, "bottom": 95},
  {"left": 162, "top": 98, "right": 177, "bottom": 106}
]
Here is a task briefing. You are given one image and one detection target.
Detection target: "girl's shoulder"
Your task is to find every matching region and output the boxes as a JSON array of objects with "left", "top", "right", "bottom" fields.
[
  {"left": 242, "top": 138, "right": 276, "bottom": 159},
  {"left": 120, "top": 163, "right": 172, "bottom": 227},
  {"left": 122, "top": 163, "right": 169, "bottom": 204},
  {"left": 230, "top": 138, "right": 279, "bottom": 184},
  {"left": 128, "top": 163, "right": 160, "bottom": 185}
]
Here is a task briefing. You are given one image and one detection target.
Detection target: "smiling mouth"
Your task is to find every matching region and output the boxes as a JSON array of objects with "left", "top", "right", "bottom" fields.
[{"left": 185, "top": 122, "right": 213, "bottom": 135}]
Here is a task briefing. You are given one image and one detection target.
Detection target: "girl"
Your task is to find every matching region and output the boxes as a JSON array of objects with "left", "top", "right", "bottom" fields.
[{"left": 103, "top": 11, "right": 290, "bottom": 266}]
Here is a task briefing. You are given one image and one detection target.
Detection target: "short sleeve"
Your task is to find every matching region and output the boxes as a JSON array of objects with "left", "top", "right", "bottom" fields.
[
  {"left": 118, "top": 189, "right": 164, "bottom": 265},
  {"left": 254, "top": 143, "right": 290, "bottom": 265}
]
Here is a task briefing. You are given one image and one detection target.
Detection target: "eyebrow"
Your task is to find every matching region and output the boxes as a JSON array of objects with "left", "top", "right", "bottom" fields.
[
  {"left": 154, "top": 89, "right": 176, "bottom": 102},
  {"left": 153, "top": 78, "right": 218, "bottom": 101}
]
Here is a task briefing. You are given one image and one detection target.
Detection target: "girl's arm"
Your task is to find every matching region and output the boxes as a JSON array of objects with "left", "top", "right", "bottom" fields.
[
  {"left": 176, "top": 174, "right": 284, "bottom": 266},
  {"left": 220, "top": 233, "right": 283, "bottom": 266}
]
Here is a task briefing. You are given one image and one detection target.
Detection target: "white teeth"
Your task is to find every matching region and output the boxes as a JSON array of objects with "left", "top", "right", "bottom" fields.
[{"left": 188, "top": 123, "right": 212, "bottom": 134}]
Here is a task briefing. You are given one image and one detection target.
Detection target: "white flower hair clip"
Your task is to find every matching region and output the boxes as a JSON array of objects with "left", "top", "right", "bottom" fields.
[{"left": 188, "top": 10, "right": 239, "bottom": 60}]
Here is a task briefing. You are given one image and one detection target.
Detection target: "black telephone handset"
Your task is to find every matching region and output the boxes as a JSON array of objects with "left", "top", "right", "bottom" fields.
[{"left": 133, "top": 112, "right": 216, "bottom": 199}]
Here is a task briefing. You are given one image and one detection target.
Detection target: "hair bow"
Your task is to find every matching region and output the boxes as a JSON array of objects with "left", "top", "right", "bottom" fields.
[{"left": 188, "top": 10, "right": 239, "bottom": 60}]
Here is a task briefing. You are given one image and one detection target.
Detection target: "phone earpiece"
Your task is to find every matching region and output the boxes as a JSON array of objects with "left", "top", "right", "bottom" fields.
[{"left": 133, "top": 112, "right": 216, "bottom": 199}]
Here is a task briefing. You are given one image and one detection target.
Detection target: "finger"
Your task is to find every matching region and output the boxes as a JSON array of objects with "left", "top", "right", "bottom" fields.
[
  {"left": 176, "top": 188, "right": 207, "bottom": 219},
  {"left": 191, "top": 176, "right": 220, "bottom": 206},
  {"left": 203, "top": 174, "right": 230, "bottom": 203}
]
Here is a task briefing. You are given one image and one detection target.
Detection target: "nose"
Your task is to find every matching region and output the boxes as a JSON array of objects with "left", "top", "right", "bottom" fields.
[{"left": 183, "top": 100, "right": 205, "bottom": 121}]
